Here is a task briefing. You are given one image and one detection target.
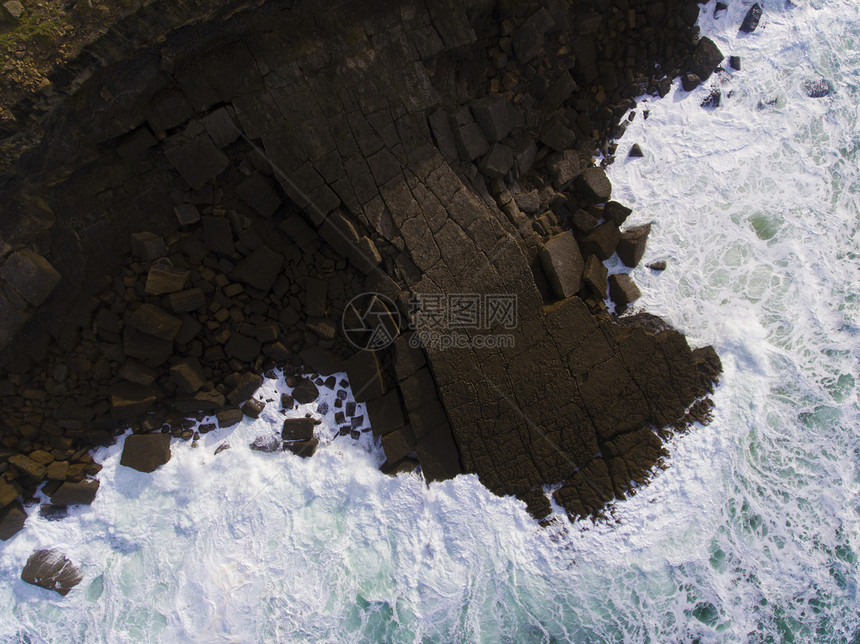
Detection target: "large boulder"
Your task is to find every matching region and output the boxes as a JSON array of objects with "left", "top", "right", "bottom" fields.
[
  {"left": 0, "top": 249, "right": 61, "bottom": 307},
  {"left": 120, "top": 433, "right": 172, "bottom": 473},
  {"left": 540, "top": 233, "right": 584, "bottom": 300},
  {"left": 583, "top": 255, "right": 608, "bottom": 298},
  {"left": 617, "top": 223, "right": 652, "bottom": 268},
  {"left": 689, "top": 37, "right": 724, "bottom": 81},
  {"left": 21, "top": 550, "right": 82, "bottom": 596},
  {"left": 739, "top": 4, "right": 762, "bottom": 33},
  {"left": 470, "top": 96, "right": 516, "bottom": 142},
  {"left": 575, "top": 167, "right": 612, "bottom": 202},
  {"left": 582, "top": 222, "right": 621, "bottom": 261},
  {"left": 50, "top": 479, "right": 99, "bottom": 506},
  {"left": 609, "top": 274, "right": 642, "bottom": 309}
]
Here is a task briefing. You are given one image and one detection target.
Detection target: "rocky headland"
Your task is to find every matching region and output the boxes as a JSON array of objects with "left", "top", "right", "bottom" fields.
[{"left": 0, "top": 0, "right": 729, "bottom": 548}]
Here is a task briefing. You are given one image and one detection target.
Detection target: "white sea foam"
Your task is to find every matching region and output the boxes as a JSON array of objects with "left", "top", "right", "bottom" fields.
[{"left": 2, "top": 0, "right": 860, "bottom": 641}]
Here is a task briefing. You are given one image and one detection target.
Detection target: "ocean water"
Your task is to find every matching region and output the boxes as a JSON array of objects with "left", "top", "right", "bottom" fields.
[{"left": 2, "top": 0, "right": 860, "bottom": 641}]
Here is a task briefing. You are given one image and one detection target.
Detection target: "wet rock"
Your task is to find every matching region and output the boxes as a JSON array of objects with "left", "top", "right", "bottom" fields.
[
  {"left": 249, "top": 435, "right": 281, "bottom": 453},
  {"left": 21, "top": 550, "right": 82, "bottom": 596},
  {"left": 0, "top": 250, "right": 61, "bottom": 307},
  {"left": 571, "top": 208, "right": 598, "bottom": 234},
  {"left": 582, "top": 255, "right": 608, "bottom": 298},
  {"left": 50, "top": 479, "right": 99, "bottom": 506},
  {"left": 214, "top": 442, "right": 231, "bottom": 456},
  {"left": 682, "top": 73, "right": 701, "bottom": 92},
  {"left": 367, "top": 390, "right": 406, "bottom": 435},
  {"left": 130, "top": 232, "right": 166, "bottom": 262},
  {"left": 617, "top": 223, "right": 652, "bottom": 268},
  {"left": 416, "top": 426, "right": 461, "bottom": 482},
  {"left": 282, "top": 418, "right": 315, "bottom": 441},
  {"left": 739, "top": 3, "right": 762, "bottom": 33},
  {"left": 689, "top": 37, "right": 724, "bottom": 81},
  {"left": 120, "top": 433, "right": 172, "bottom": 473},
  {"left": 38, "top": 505, "right": 68, "bottom": 521},
  {"left": 582, "top": 222, "right": 621, "bottom": 261},
  {"left": 805, "top": 79, "right": 831, "bottom": 98},
  {"left": 575, "top": 167, "right": 612, "bottom": 203},
  {"left": 609, "top": 273, "right": 642, "bottom": 309},
  {"left": 547, "top": 149, "right": 580, "bottom": 189},
  {"left": 648, "top": 260, "right": 667, "bottom": 271},
  {"left": 627, "top": 144, "right": 644, "bottom": 159},
  {"left": 283, "top": 438, "right": 319, "bottom": 458},
  {"left": 0, "top": 502, "right": 26, "bottom": 540},
  {"left": 241, "top": 398, "right": 265, "bottom": 419},
  {"left": 216, "top": 408, "right": 243, "bottom": 428},
  {"left": 729, "top": 56, "right": 741, "bottom": 71},
  {"left": 381, "top": 427, "right": 416, "bottom": 465},
  {"left": 291, "top": 378, "right": 319, "bottom": 404},
  {"left": 540, "top": 233, "right": 584, "bottom": 300},
  {"left": 701, "top": 88, "right": 721, "bottom": 109}
]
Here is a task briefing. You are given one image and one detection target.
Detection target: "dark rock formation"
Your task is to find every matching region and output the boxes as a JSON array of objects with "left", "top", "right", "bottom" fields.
[
  {"left": 120, "top": 434, "right": 172, "bottom": 473},
  {"left": 21, "top": 549, "right": 82, "bottom": 596},
  {"left": 0, "top": 0, "right": 720, "bottom": 525},
  {"left": 739, "top": 4, "right": 763, "bottom": 34}
]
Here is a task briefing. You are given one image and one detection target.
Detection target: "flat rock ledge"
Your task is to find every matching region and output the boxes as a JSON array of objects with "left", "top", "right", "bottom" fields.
[{"left": 0, "top": 0, "right": 722, "bottom": 530}]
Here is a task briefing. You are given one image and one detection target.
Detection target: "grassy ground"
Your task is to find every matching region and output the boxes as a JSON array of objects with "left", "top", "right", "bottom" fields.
[{"left": 0, "top": 0, "right": 141, "bottom": 122}]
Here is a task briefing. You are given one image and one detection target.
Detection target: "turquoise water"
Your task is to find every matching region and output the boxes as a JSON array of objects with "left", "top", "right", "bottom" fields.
[{"left": 2, "top": 0, "right": 860, "bottom": 641}]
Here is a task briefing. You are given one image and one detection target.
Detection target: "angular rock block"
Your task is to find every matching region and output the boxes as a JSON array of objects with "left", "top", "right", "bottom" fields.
[
  {"left": 130, "top": 232, "right": 166, "bottom": 262},
  {"left": 617, "top": 223, "right": 652, "bottom": 268},
  {"left": 164, "top": 133, "right": 228, "bottom": 190},
  {"left": 471, "top": 95, "right": 516, "bottom": 143},
  {"left": 583, "top": 255, "right": 608, "bottom": 299},
  {"left": 576, "top": 167, "right": 612, "bottom": 202},
  {"left": 110, "top": 382, "right": 158, "bottom": 419},
  {"left": 145, "top": 262, "right": 189, "bottom": 296},
  {"left": 0, "top": 249, "right": 60, "bottom": 307},
  {"left": 478, "top": 143, "right": 514, "bottom": 179},
  {"left": 689, "top": 36, "right": 724, "bottom": 81},
  {"left": 540, "top": 232, "right": 584, "bottom": 300},
  {"left": 282, "top": 418, "right": 315, "bottom": 441},
  {"left": 609, "top": 273, "right": 642, "bottom": 309},
  {"left": 231, "top": 245, "right": 282, "bottom": 292},
  {"left": 120, "top": 433, "right": 172, "bottom": 473},
  {"left": 344, "top": 351, "right": 386, "bottom": 402},
  {"left": 128, "top": 304, "right": 182, "bottom": 341},
  {"left": 284, "top": 438, "right": 319, "bottom": 458},
  {"left": 0, "top": 502, "right": 26, "bottom": 540},
  {"left": 21, "top": 550, "right": 82, "bottom": 596},
  {"left": 236, "top": 174, "right": 282, "bottom": 217},
  {"left": 582, "top": 222, "right": 621, "bottom": 261},
  {"left": 367, "top": 390, "right": 407, "bottom": 436},
  {"left": 50, "top": 479, "right": 99, "bottom": 506},
  {"left": 740, "top": 3, "right": 762, "bottom": 33}
]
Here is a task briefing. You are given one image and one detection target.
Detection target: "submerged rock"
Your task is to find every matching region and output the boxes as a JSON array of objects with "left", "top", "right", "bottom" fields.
[
  {"left": 21, "top": 549, "right": 82, "bottom": 596},
  {"left": 804, "top": 79, "right": 831, "bottom": 98}
]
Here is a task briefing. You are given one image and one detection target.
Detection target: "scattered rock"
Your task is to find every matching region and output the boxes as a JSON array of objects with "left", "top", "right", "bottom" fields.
[
  {"left": 214, "top": 442, "right": 231, "bottom": 456},
  {"left": 225, "top": 372, "right": 263, "bottom": 406},
  {"left": 174, "top": 203, "right": 201, "bottom": 226},
  {"left": 128, "top": 304, "right": 182, "bottom": 341},
  {"left": 144, "top": 261, "right": 189, "bottom": 296},
  {"left": 452, "top": 121, "right": 489, "bottom": 161},
  {"left": 739, "top": 3, "right": 762, "bottom": 33},
  {"left": 701, "top": 88, "right": 721, "bottom": 109},
  {"left": 0, "top": 479, "right": 18, "bottom": 508},
  {"left": 21, "top": 550, "right": 82, "bottom": 596},
  {"left": 0, "top": 250, "right": 61, "bottom": 307},
  {"left": 231, "top": 245, "right": 283, "bottom": 292},
  {"left": 225, "top": 334, "right": 261, "bottom": 362},
  {"left": 648, "top": 260, "right": 667, "bottom": 271},
  {"left": 241, "top": 398, "right": 265, "bottom": 418},
  {"left": 284, "top": 438, "right": 319, "bottom": 458},
  {"left": 514, "top": 190, "right": 541, "bottom": 215},
  {"left": 540, "top": 233, "right": 584, "bottom": 300},
  {"left": 571, "top": 208, "right": 598, "bottom": 234},
  {"left": 805, "top": 79, "right": 831, "bottom": 98},
  {"left": 470, "top": 96, "right": 516, "bottom": 142},
  {"left": 2, "top": 1, "right": 24, "bottom": 20},
  {"left": 627, "top": 143, "right": 644, "bottom": 159},
  {"left": 236, "top": 174, "right": 282, "bottom": 217},
  {"left": 9, "top": 454, "right": 46, "bottom": 482},
  {"left": 110, "top": 382, "right": 158, "bottom": 419},
  {"left": 120, "top": 433, "right": 172, "bottom": 473},
  {"left": 39, "top": 505, "right": 68, "bottom": 521},
  {"left": 130, "top": 232, "right": 166, "bottom": 262},
  {"left": 729, "top": 56, "right": 741, "bottom": 71},
  {"left": 479, "top": 143, "right": 514, "bottom": 179},
  {"left": 609, "top": 273, "right": 642, "bottom": 309},
  {"left": 616, "top": 223, "right": 652, "bottom": 268}
]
